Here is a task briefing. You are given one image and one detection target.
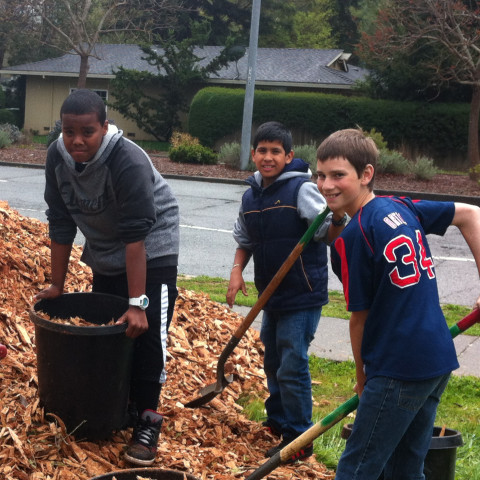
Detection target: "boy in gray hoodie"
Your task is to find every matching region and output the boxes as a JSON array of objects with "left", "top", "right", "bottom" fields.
[{"left": 35, "top": 89, "right": 179, "bottom": 466}]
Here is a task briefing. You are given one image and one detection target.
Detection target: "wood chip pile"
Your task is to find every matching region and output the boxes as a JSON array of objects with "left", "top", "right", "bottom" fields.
[{"left": 0, "top": 201, "right": 335, "bottom": 480}]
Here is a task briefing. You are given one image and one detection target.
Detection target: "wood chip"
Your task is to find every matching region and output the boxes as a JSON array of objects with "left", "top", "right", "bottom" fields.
[{"left": 0, "top": 201, "right": 335, "bottom": 479}]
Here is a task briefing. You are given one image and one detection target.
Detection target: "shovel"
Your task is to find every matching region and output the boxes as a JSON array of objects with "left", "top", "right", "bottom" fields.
[
  {"left": 245, "top": 308, "right": 480, "bottom": 480},
  {"left": 184, "top": 206, "right": 331, "bottom": 408}
]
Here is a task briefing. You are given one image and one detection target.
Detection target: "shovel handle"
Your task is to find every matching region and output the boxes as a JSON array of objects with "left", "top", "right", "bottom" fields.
[
  {"left": 234, "top": 206, "right": 330, "bottom": 339},
  {"left": 245, "top": 308, "right": 480, "bottom": 480}
]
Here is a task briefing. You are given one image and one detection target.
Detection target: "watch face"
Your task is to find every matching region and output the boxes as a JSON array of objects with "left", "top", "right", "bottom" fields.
[{"left": 130, "top": 295, "right": 149, "bottom": 310}]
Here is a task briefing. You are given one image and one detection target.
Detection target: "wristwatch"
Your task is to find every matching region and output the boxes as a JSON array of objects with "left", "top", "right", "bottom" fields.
[
  {"left": 129, "top": 294, "right": 149, "bottom": 310},
  {"left": 331, "top": 214, "right": 348, "bottom": 227}
]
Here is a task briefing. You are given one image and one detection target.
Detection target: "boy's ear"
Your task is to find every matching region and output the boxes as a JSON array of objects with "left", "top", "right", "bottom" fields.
[
  {"left": 102, "top": 120, "right": 108, "bottom": 135},
  {"left": 361, "top": 164, "right": 375, "bottom": 185},
  {"left": 285, "top": 150, "right": 294, "bottom": 163}
]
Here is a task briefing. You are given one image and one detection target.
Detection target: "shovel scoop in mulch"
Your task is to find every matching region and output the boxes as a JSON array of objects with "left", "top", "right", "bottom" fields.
[{"left": 185, "top": 207, "right": 331, "bottom": 408}]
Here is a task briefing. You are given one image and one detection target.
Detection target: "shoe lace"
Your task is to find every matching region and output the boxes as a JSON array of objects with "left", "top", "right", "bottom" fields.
[{"left": 134, "top": 418, "right": 159, "bottom": 446}]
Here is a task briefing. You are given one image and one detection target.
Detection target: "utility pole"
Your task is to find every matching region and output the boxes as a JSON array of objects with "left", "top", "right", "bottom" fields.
[{"left": 239, "top": 0, "right": 261, "bottom": 170}]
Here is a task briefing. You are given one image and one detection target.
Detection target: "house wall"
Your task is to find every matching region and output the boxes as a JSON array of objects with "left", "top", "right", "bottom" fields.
[{"left": 24, "top": 76, "right": 158, "bottom": 141}]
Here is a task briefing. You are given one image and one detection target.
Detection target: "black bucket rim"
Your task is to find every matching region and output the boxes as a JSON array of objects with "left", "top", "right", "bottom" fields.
[
  {"left": 430, "top": 426, "right": 463, "bottom": 449},
  {"left": 341, "top": 423, "right": 463, "bottom": 449},
  {"left": 88, "top": 468, "right": 200, "bottom": 480},
  {"left": 31, "top": 292, "right": 128, "bottom": 336}
]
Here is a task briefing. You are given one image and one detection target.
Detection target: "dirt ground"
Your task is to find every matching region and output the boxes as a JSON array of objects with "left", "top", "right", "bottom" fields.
[{"left": 1, "top": 144, "right": 480, "bottom": 197}]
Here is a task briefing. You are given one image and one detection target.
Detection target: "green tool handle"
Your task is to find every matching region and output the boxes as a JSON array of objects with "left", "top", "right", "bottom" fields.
[{"left": 245, "top": 308, "right": 480, "bottom": 480}]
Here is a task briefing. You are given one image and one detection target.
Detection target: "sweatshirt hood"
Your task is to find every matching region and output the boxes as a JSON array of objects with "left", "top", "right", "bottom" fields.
[
  {"left": 248, "top": 157, "right": 313, "bottom": 188},
  {"left": 56, "top": 124, "right": 123, "bottom": 172}
]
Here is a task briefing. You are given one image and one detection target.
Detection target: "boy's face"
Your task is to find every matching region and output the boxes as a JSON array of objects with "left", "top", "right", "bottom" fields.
[
  {"left": 61, "top": 112, "right": 108, "bottom": 163},
  {"left": 251, "top": 140, "right": 293, "bottom": 187},
  {"left": 316, "top": 156, "right": 374, "bottom": 217}
]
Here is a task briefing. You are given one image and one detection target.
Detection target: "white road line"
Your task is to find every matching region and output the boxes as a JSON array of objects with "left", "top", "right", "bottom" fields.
[
  {"left": 0, "top": 179, "right": 7, "bottom": 182},
  {"left": 433, "top": 255, "right": 475, "bottom": 263},
  {"left": 180, "top": 224, "right": 232, "bottom": 234}
]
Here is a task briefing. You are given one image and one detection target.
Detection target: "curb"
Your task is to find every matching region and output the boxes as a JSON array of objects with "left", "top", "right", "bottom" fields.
[{"left": 1, "top": 161, "right": 480, "bottom": 206}]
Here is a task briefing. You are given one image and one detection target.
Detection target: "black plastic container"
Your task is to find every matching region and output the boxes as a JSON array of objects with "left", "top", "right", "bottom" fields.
[
  {"left": 30, "top": 292, "right": 133, "bottom": 440},
  {"left": 89, "top": 469, "right": 200, "bottom": 480},
  {"left": 341, "top": 423, "right": 463, "bottom": 480},
  {"left": 424, "top": 426, "right": 463, "bottom": 480}
]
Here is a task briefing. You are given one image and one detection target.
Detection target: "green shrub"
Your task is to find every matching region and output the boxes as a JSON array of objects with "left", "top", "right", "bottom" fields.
[
  {"left": 361, "top": 127, "right": 388, "bottom": 150},
  {"left": 294, "top": 143, "right": 317, "bottom": 172},
  {"left": 0, "top": 109, "right": 15, "bottom": 125},
  {"left": 47, "top": 120, "right": 62, "bottom": 147},
  {"left": 170, "top": 130, "right": 199, "bottom": 148},
  {"left": 377, "top": 149, "right": 411, "bottom": 175},
  {"left": 0, "top": 123, "right": 23, "bottom": 143},
  {"left": 218, "top": 141, "right": 241, "bottom": 167},
  {"left": 188, "top": 87, "right": 473, "bottom": 165},
  {"left": 169, "top": 143, "right": 217, "bottom": 165},
  {"left": 218, "top": 141, "right": 256, "bottom": 171},
  {"left": 0, "top": 130, "right": 12, "bottom": 148},
  {"left": 412, "top": 156, "right": 438, "bottom": 180}
]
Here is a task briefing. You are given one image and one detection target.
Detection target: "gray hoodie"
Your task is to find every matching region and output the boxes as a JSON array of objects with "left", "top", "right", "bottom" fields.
[{"left": 45, "top": 126, "right": 179, "bottom": 275}]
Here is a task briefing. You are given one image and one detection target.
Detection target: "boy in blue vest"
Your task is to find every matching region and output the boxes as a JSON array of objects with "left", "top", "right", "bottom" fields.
[
  {"left": 226, "top": 121, "right": 344, "bottom": 462},
  {"left": 316, "top": 128, "right": 480, "bottom": 479}
]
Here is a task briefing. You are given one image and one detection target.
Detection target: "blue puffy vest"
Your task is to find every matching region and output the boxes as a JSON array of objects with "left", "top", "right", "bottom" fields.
[{"left": 242, "top": 175, "right": 328, "bottom": 312}]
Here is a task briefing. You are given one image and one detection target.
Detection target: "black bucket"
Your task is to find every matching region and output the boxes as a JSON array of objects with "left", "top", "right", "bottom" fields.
[
  {"left": 30, "top": 292, "right": 133, "bottom": 440},
  {"left": 424, "top": 426, "right": 463, "bottom": 480},
  {"left": 341, "top": 423, "right": 463, "bottom": 480},
  {"left": 89, "top": 468, "right": 200, "bottom": 480},
  {"left": 340, "top": 423, "right": 463, "bottom": 480}
]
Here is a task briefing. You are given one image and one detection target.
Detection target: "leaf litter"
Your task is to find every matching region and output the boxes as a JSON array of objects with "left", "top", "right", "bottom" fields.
[{"left": 0, "top": 201, "right": 335, "bottom": 480}]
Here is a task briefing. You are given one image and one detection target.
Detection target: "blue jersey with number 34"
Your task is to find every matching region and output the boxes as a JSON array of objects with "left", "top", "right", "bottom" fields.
[{"left": 331, "top": 196, "right": 459, "bottom": 381}]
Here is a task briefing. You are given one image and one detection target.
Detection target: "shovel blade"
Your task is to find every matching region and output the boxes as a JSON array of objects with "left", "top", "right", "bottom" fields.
[{"left": 184, "top": 374, "right": 234, "bottom": 408}]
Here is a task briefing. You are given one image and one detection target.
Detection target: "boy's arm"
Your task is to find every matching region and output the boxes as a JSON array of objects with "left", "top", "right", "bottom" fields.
[
  {"left": 226, "top": 247, "right": 252, "bottom": 308},
  {"left": 35, "top": 240, "right": 72, "bottom": 300},
  {"left": 451, "top": 202, "right": 480, "bottom": 308},
  {"left": 350, "top": 309, "right": 368, "bottom": 397},
  {"left": 297, "top": 182, "right": 346, "bottom": 243},
  {"left": 115, "top": 240, "right": 149, "bottom": 338}
]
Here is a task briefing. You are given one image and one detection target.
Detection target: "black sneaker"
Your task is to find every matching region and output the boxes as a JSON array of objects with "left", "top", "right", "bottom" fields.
[
  {"left": 262, "top": 419, "right": 282, "bottom": 438},
  {"left": 266, "top": 438, "right": 314, "bottom": 463},
  {"left": 124, "top": 410, "right": 163, "bottom": 466}
]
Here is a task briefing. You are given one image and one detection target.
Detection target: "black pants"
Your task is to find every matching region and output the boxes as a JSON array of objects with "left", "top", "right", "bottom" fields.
[{"left": 92, "top": 265, "right": 178, "bottom": 412}]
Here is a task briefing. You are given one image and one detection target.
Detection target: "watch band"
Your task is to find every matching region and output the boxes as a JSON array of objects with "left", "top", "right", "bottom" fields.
[
  {"left": 129, "top": 294, "right": 149, "bottom": 310},
  {"left": 332, "top": 214, "right": 348, "bottom": 227}
]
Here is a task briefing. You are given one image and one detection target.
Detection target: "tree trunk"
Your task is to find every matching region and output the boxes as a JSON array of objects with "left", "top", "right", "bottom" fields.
[
  {"left": 77, "top": 55, "right": 90, "bottom": 89},
  {"left": 468, "top": 83, "right": 480, "bottom": 180}
]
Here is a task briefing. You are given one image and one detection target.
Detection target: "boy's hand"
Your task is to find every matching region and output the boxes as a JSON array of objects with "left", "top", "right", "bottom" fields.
[
  {"left": 34, "top": 284, "right": 63, "bottom": 301},
  {"left": 226, "top": 270, "right": 248, "bottom": 308},
  {"left": 354, "top": 370, "right": 367, "bottom": 397},
  {"left": 116, "top": 307, "right": 149, "bottom": 338}
]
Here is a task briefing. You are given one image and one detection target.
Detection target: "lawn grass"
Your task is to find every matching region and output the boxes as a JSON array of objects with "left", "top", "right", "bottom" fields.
[
  {"left": 178, "top": 275, "right": 480, "bottom": 336},
  {"left": 32, "top": 135, "right": 170, "bottom": 152},
  {"left": 179, "top": 274, "right": 480, "bottom": 478}
]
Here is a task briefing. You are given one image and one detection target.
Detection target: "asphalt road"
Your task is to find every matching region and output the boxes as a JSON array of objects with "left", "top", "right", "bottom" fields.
[{"left": 1, "top": 164, "right": 478, "bottom": 307}]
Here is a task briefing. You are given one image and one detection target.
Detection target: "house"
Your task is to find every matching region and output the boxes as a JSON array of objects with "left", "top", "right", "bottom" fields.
[{"left": 0, "top": 44, "right": 368, "bottom": 141}]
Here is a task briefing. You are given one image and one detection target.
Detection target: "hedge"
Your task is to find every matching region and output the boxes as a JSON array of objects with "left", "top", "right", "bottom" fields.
[{"left": 188, "top": 87, "right": 473, "bottom": 166}]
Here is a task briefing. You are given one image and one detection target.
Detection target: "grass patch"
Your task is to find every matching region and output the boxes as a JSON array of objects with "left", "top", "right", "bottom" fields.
[
  {"left": 33, "top": 135, "right": 48, "bottom": 144},
  {"left": 135, "top": 139, "right": 170, "bottom": 151},
  {"left": 178, "top": 275, "right": 479, "bottom": 335}
]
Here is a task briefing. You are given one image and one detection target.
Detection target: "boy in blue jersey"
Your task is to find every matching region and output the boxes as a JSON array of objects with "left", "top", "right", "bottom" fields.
[
  {"left": 226, "top": 121, "right": 344, "bottom": 462},
  {"left": 35, "top": 89, "right": 180, "bottom": 467},
  {"left": 316, "top": 128, "right": 480, "bottom": 479}
]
